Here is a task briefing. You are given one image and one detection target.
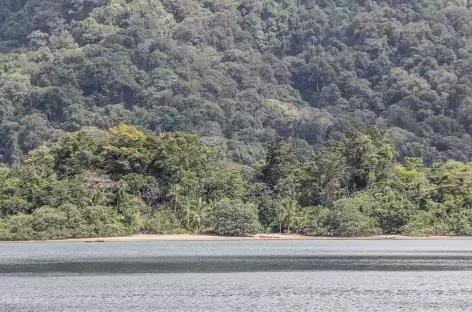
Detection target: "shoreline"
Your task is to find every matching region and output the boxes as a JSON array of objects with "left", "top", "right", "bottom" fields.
[{"left": 2, "top": 233, "right": 472, "bottom": 243}]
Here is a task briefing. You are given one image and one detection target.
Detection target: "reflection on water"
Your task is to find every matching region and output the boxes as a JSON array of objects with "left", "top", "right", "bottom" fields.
[
  {"left": 2, "top": 240, "right": 472, "bottom": 311},
  {"left": 4, "top": 255, "right": 472, "bottom": 273}
]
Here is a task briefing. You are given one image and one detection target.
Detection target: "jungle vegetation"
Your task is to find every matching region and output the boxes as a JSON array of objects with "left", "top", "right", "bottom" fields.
[
  {"left": 1, "top": 124, "right": 472, "bottom": 239},
  {"left": 2, "top": 0, "right": 472, "bottom": 238}
]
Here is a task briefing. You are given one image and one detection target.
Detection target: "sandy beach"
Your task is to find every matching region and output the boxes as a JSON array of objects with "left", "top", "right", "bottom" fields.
[{"left": 2, "top": 233, "right": 472, "bottom": 243}]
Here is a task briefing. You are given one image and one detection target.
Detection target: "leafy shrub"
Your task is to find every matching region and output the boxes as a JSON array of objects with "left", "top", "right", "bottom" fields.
[
  {"left": 120, "top": 196, "right": 146, "bottom": 233},
  {"left": 32, "top": 206, "right": 68, "bottom": 240},
  {"left": 305, "top": 206, "right": 330, "bottom": 236},
  {"left": 257, "top": 196, "right": 280, "bottom": 232},
  {"left": 450, "top": 209, "right": 472, "bottom": 235},
  {"left": 82, "top": 205, "right": 128, "bottom": 237},
  {"left": 404, "top": 204, "right": 452, "bottom": 236},
  {"left": 210, "top": 198, "right": 261, "bottom": 236},
  {"left": 57, "top": 204, "right": 91, "bottom": 238},
  {"left": 0, "top": 214, "right": 35, "bottom": 241},
  {"left": 143, "top": 209, "right": 180, "bottom": 234},
  {"left": 329, "top": 196, "right": 381, "bottom": 237},
  {"left": 0, "top": 197, "right": 30, "bottom": 218}
]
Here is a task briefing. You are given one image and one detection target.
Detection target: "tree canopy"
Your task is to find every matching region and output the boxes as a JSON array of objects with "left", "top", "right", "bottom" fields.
[{"left": 1, "top": 0, "right": 472, "bottom": 164}]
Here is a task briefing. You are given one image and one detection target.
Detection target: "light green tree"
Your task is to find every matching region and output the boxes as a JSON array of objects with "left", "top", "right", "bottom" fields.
[
  {"left": 189, "top": 197, "right": 211, "bottom": 231},
  {"left": 279, "top": 199, "right": 300, "bottom": 233}
]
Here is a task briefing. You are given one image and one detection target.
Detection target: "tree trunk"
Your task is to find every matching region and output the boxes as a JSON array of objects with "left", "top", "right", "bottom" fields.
[
  {"left": 187, "top": 209, "right": 190, "bottom": 228},
  {"left": 173, "top": 202, "right": 177, "bottom": 223}
]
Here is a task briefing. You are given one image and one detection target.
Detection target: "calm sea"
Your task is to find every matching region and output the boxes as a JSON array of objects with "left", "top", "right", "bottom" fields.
[{"left": 1, "top": 240, "right": 472, "bottom": 311}]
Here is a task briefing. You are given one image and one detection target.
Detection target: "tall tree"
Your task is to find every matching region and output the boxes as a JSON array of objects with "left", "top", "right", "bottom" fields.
[{"left": 261, "top": 137, "right": 298, "bottom": 190}]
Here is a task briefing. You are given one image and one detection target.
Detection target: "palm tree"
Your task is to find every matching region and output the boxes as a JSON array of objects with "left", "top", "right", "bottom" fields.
[
  {"left": 169, "top": 184, "right": 183, "bottom": 222},
  {"left": 294, "top": 206, "right": 310, "bottom": 232},
  {"left": 183, "top": 196, "right": 191, "bottom": 228},
  {"left": 279, "top": 199, "right": 299, "bottom": 233},
  {"left": 189, "top": 198, "right": 211, "bottom": 232},
  {"left": 115, "top": 184, "right": 128, "bottom": 212},
  {"left": 92, "top": 190, "right": 106, "bottom": 206}
]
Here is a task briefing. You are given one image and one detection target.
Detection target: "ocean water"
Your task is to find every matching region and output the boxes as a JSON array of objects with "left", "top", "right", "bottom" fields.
[{"left": 1, "top": 240, "right": 472, "bottom": 311}]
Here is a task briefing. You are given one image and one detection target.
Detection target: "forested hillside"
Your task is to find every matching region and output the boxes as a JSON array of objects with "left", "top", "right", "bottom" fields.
[
  {"left": 3, "top": 0, "right": 472, "bottom": 239},
  {"left": 2, "top": 0, "right": 472, "bottom": 164}
]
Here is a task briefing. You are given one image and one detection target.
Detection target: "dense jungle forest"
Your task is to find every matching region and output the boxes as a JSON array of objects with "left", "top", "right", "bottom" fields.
[{"left": 2, "top": 0, "right": 472, "bottom": 239}]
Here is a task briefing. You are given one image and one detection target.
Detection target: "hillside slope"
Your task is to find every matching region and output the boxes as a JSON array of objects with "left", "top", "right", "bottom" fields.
[{"left": 1, "top": 0, "right": 472, "bottom": 164}]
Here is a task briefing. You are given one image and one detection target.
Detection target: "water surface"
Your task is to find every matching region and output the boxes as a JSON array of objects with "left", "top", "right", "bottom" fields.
[{"left": 1, "top": 240, "right": 472, "bottom": 311}]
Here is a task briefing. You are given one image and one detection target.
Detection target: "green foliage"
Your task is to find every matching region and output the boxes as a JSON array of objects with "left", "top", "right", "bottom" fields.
[
  {"left": 31, "top": 206, "right": 68, "bottom": 240},
  {"left": 450, "top": 209, "right": 472, "bottom": 235},
  {"left": 367, "top": 185, "right": 415, "bottom": 234},
  {"left": 344, "top": 130, "right": 397, "bottom": 190},
  {"left": 82, "top": 205, "right": 128, "bottom": 237},
  {"left": 257, "top": 196, "right": 279, "bottom": 232},
  {"left": 119, "top": 196, "right": 146, "bottom": 232},
  {"left": 210, "top": 198, "right": 261, "bottom": 236},
  {"left": 2, "top": 0, "right": 472, "bottom": 166},
  {"left": 188, "top": 198, "right": 211, "bottom": 231},
  {"left": 0, "top": 214, "right": 35, "bottom": 241},
  {"left": 57, "top": 204, "right": 93, "bottom": 238},
  {"left": 3, "top": 124, "right": 472, "bottom": 239},
  {"left": 150, "top": 133, "right": 214, "bottom": 184},
  {"left": 278, "top": 198, "right": 300, "bottom": 233},
  {"left": 329, "top": 193, "right": 382, "bottom": 237},
  {"left": 261, "top": 137, "right": 298, "bottom": 190},
  {"left": 404, "top": 206, "right": 452, "bottom": 236},
  {"left": 142, "top": 209, "right": 181, "bottom": 234},
  {"left": 305, "top": 206, "right": 330, "bottom": 236},
  {"left": 4, "top": 0, "right": 472, "bottom": 241},
  {"left": 201, "top": 167, "right": 246, "bottom": 201}
]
